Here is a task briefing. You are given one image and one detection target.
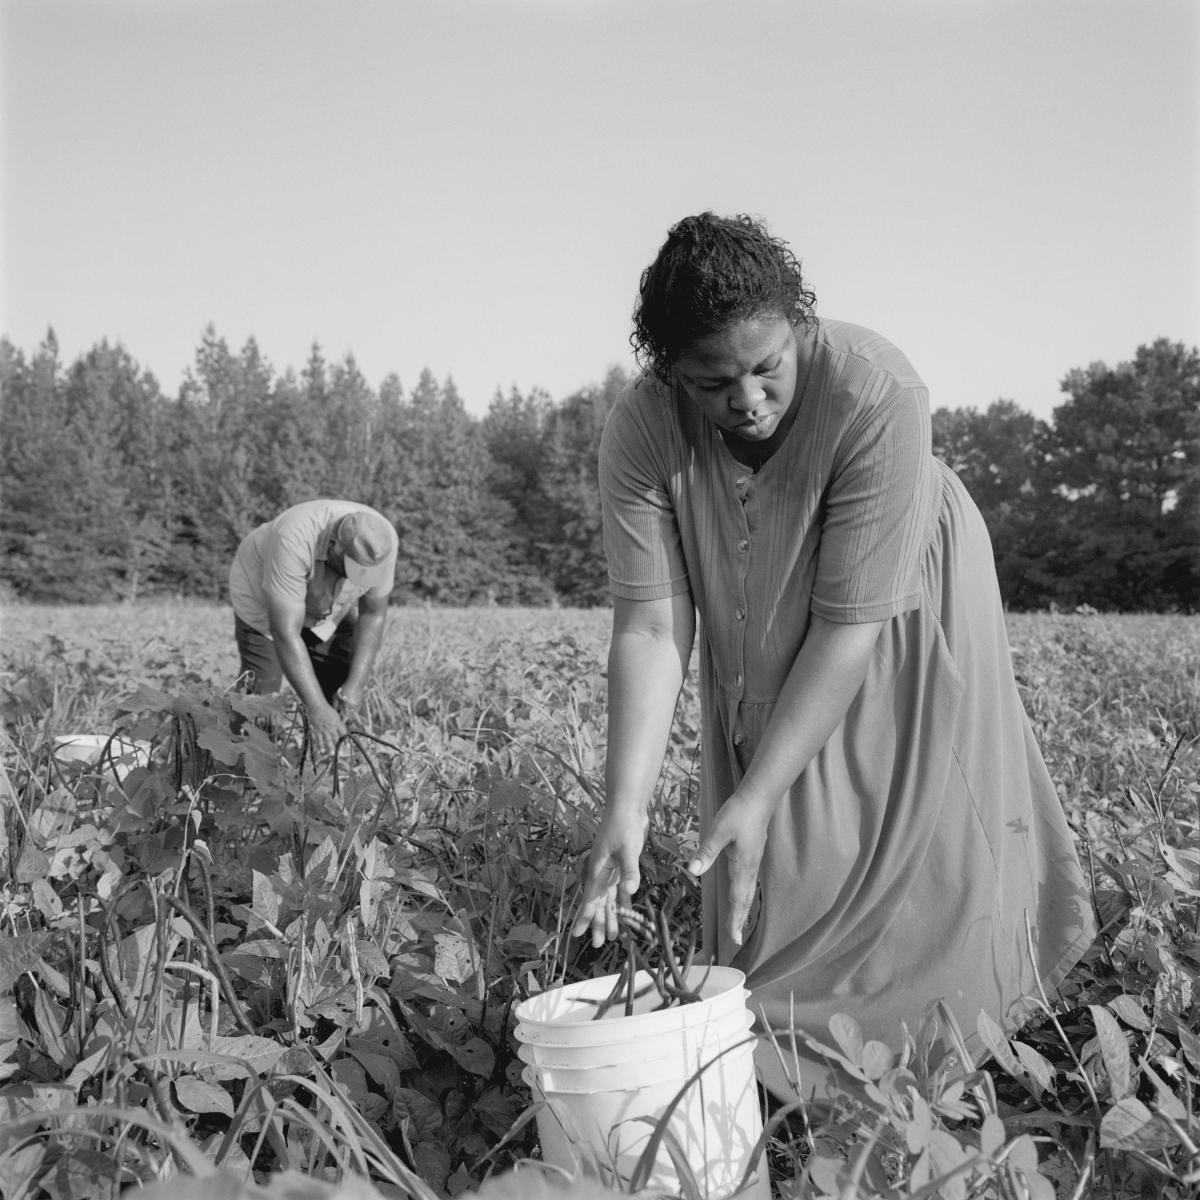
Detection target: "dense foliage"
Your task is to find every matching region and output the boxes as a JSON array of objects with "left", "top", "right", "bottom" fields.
[
  {"left": 0, "top": 331, "right": 622, "bottom": 608},
  {"left": 0, "top": 605, "right": 1198, "bottom": 1199},
  {"left": 2, "top": 330, "right": 1197, "bottom": 611}
]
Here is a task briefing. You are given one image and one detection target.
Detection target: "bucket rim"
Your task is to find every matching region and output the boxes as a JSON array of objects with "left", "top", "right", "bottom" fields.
[
  {"left": 515, "top": 965, "right": 747, "bottom": 1031},
  {"left": 516, "top": 1015, "right": 757, "bottom": 1073},
  {"left": 515, "top": 1007, "right": 755, "bottom": 1056}
]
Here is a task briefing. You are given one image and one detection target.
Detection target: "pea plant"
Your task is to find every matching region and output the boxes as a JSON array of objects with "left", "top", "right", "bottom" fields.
[{"left": 0, "top": 607, "right": 1197, "bottom": 1200}]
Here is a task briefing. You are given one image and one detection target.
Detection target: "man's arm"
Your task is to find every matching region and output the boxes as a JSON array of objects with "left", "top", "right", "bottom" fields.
[
  {"left": 337, "top": 590, "right": 389, "bottom": 708},
  {"left": 265, "top": 591, "right": 346, "bottom": 753}
]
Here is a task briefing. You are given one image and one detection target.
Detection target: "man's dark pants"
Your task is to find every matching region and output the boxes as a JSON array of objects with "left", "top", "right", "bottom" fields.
[{"left": 234, "top": 615, "right": 356, "bottom": 701}]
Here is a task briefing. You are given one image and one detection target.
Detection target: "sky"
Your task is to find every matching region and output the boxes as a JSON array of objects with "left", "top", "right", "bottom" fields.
[{"left": 1, "top": 0, "right": 1197, "bottom": 421}]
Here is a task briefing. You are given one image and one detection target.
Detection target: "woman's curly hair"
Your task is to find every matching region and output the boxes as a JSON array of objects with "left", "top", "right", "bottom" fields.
[{"left": 631, "top": 212, "right": 817, "bottom": 383}]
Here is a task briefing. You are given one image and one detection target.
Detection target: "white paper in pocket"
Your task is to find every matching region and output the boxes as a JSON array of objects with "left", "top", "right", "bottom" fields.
[{"left": 309, "top": 618, "right": 337, "bottom": 643}]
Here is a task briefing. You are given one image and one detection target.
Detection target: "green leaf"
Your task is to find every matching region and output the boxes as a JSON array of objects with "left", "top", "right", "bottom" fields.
[
  {"left": 976, "top": 1010, "right": 1023, "bottom": 1080},
  {"left": 487, "top": 779, "right": 532, "bottom": 811},
  {"left": 1142, "top": 1062, "right": 1188, "bottom": 1121},
  {"left": 392, "top": 1087, "right": 443, "bottom": 1139},
  {"left": 14, "top": 841, "right": 50, "bottom": 884},
  {"left": 472, "top": 1086, "right": 519, "bottom": 1137},
  {"left": 250, "top": 869, "right": 282, "bottom": 930},
  {"left": 451, "top": 1036, "right": 495, "bottom": 1077},
  {"left": 0, "top": 1144, "right": 44, "bottom": 1199},
  {"left": 241, "top": 739, "right": 283, "bottom": 794},
  {"left": 390, "top": 965, "right": 465, "bottom": 1008},
  {"left": 0, "top": 998, "right": 22, "bottom": 1041},
  {"left": 330, "top": 1055, "right": 371, "bottom": 1100},
  {"left": 905, "top": 1087, "right": 933, "bottom": 1153},
  {"left": 1160, "top": 844, "right": 1200, "bottom": 896},
  {"left": 174, "top": 1073, "right": 235, "bottom": 1117},
  {"left": 502, "top": 923, "right": 549, "bottom": 953},
  {"left": 1007, "top": 1133, "right": 1037, "bottom": 1172},
  {"left": 979, "top": 1112, "right": 1006, "bottom": 1157},
  {"left": 195, "top": 725, "right": 244, "bottom": 766},
  {"left": 1100, "top": 1096, "right": 1177, "bottom": 1151},
  {"left": 860, "top": 1039, "right": 893, "bottom": 1079},
  {"left": 806, "top": 1154, "right": 845, "bottom": 1194},
  {"left": 1012, "top": 1040, "right": 1055, "bottom": 1097},
  {"left": 228, "top": 692, "right": 284, "bottom": 721},
  {"left": 1177, "top": 1024, "right": 1200, "bottom": 1071},
  {"left": 29, "top": 879, "right": 63, "bottom": 920},
  {"left": 0, "top": 933, "right": 52, "bottom": 990},
  {"left": 31, "top": 988, "right": 71, "bottom": 1068},
  {"left": 307, "top": 836, "right": 340, "bottom": 886},
  {"left": 413, "top": 1140, "right": 452, "bottom": 1192},
  {"left": 346, "top": 1046, "right": 401, "bottom": 1092},
  {"left": 203, "top": 1035, "right": 286, "bottom": 1081},
  {"left": 347, "top": 1030, "right": 419, "bottom": 1071},
  {"left": 1089, "top": 1004, "right": 1132, "bottom": 1099},
  {"left": 354, "top": 937, "right": 390, "bottom": 979},
  {"left": 1004, "top": 1133, "right": 1057, "bottom": 1199},
  {"left": 434, "top": 930, "right": 480, "bottom": 985},
  {"left": 1107, "top": 993, "right": 1152, "bottom": 1031},
  {"left": 828, "top": 1012, "right": 864, "bottom": 1063},
  {"left": 63, "top": 1045, "right": 112, "bottom": 1091},
  {"left": 109, "top": 922, "right": 158, "bottom": 997},
  {"left": 927, "top": 1129, "right": 971, "bottom": 1200}
]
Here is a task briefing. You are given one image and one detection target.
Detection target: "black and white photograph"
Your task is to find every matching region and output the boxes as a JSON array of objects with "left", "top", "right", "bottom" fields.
[{"left": 1, "top": 3, "right": 1197, "bottom": 1198}]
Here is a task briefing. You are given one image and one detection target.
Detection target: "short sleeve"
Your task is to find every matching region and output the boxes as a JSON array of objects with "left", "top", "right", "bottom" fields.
[
  {"left": 261, "top": 517, "right": 315, "bottom": 605},
  {"left": 598, "top": 389, "right": 692, "bottom": 601},
  {"left": 810, "top": 386, "right": 933, "bottom": 623},
  {"left": 365, "top": 572, "right": 396, "bottom": 601}
]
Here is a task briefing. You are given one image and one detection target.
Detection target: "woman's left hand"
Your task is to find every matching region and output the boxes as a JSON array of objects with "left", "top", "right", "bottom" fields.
[{"left": 686, "top": 789, "right": 775, "bottom": 946}]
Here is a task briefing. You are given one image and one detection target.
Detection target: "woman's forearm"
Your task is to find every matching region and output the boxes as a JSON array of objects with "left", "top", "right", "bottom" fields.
[
  {"left": 604, "top": 593, "right": 696, "bottom": 810},
  {"left": 572, "top": 594, "right": 696, "bottom": 944},
  {"left": 736, "top": 614, "right": 885, "bottom": 809}
]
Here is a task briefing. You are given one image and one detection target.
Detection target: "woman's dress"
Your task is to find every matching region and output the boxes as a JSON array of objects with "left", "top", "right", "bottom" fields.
[{"left": 598, "top": 319, "right": 1096, "bottom": 1096}]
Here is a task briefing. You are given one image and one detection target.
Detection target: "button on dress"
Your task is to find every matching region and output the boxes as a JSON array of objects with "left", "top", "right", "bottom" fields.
[{"left": 599, "top": 319, "right": 1096, "bottom": 1096}]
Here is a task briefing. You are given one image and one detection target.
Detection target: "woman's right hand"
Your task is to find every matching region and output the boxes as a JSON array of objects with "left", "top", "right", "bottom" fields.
[{"left": 570, "top": 804, "right": 649, "bottom": 948}]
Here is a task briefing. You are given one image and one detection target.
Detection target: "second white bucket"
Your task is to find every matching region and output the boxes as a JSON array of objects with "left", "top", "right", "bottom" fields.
[
  {"left": 53, "top": 734, "right": 150, "bottom": 783},
  {"left": 515, "top": 966, "right": 769, "bottom": 1200}
]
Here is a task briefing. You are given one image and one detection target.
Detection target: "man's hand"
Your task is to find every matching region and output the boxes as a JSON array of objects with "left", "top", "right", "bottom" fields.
[
  {"left": 307, "top": 701, "right": 348, "bottom": 756},
  {"left": 686, "top": 789, "right": 774, "bottom": 947},
  {"left": 335, "top": 686, "right": 363, "bottom": 717}
]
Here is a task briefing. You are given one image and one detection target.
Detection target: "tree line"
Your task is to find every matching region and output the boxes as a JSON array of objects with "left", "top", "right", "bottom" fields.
[{"left": 1, "top": 328, "right": 1197, "bottom": 612}]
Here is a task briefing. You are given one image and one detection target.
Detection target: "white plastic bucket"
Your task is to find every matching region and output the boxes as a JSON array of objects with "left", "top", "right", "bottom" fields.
[
  {"left": 53, "top": 735, "right": 150, "bottom": 782},
  {"left": 516, "top": 966, "right": 769, "bottom": 1199},
  {"left": 516, "top": 1007, "right": 755, "bottom": 1072}
]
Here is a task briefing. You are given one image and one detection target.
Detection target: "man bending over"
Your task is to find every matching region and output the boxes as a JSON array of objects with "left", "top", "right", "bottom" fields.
[{"left": 229, "top": 499, "right": 398, "bottom": 753}]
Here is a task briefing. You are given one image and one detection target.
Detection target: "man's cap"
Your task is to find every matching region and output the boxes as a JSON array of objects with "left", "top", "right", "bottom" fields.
[{"left": 337, "top": 509, "right": 398, "bottom": 590}]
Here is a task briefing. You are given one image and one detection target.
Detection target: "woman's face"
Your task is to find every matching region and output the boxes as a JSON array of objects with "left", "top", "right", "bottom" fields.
[{"left": 672, "top": 315, "right": 800, "bottom": 442}]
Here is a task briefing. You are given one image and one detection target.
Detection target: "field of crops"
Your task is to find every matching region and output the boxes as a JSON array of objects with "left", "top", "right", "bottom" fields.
[{"left": 1, "top": 603, "right": 1198, "bottom": 1200}]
